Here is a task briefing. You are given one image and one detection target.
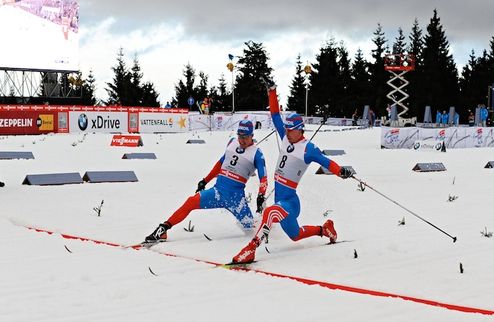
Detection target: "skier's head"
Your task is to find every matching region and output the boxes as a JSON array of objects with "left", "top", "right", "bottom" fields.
[
  {"left": 237, "top": 119, "right": 254, "bottom": 137},
  {"left": 284, "top": 112, "right": 304, "bottom": 131},
  {"left": 237, "top": 119, "right": 254, "bottom": 148},
  {"left": 284, "top": 112, "right": 305, "bottom": 143}
]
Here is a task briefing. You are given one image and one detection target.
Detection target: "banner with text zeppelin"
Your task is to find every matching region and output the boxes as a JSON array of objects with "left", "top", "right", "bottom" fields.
[
  {"left": 69, "top": 112, "right": 127, "bottom": 133},
  {"left": 138, "top": 113, "right": 188, "bottom": 133},
  {"left": 0, "top": 111, "right": 56, "bottom": 135}
]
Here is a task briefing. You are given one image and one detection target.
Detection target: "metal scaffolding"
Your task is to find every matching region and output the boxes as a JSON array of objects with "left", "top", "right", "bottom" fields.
[{"left": 0, "top": 69, "right": 79, "bottom": 100}]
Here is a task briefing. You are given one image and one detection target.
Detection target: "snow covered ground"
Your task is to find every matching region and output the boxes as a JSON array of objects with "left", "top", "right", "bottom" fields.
[{"left": 1, "top": 127, "right": 493, "bottom": 321}]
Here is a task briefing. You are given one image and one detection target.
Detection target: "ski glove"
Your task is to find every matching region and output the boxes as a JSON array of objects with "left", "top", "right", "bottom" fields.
[
  {"left": 256, "top": 194, "right": 265, "bottom": 213},
  {"left": 196, "top": 179, "right": 207, "bottom": 193},
  {"left": 339, "top": 167, "right": 353, "bottom": 179}
]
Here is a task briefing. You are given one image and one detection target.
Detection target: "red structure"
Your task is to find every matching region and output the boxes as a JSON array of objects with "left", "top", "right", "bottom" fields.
[{"left": 384, "top": 54, "right": 415, "bottom": 72}]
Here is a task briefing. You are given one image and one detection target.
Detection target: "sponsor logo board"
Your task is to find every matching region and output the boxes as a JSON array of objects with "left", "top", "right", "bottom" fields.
[{"left": 69, "top": 112, "right": 127, "bottom": 133}]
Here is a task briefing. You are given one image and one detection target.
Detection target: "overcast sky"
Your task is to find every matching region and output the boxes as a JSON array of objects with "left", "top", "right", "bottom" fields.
[{"left": 78, "top": 0, "right": 494, "bottom": 107}]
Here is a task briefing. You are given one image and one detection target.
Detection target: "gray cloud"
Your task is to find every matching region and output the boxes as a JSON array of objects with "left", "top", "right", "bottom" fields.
[{"left": 81, "top": 0, "right": 494, "bottom": 47}]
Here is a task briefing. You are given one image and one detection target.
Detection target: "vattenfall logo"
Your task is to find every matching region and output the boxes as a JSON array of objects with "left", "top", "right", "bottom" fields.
[{"left": 78, "top": 114, "right": 88, "bottom": 131}]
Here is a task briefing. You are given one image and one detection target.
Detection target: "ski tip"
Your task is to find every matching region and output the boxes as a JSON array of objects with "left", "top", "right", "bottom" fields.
[{"left": 221, "top": 261, "right": 257, "bottom": 268}]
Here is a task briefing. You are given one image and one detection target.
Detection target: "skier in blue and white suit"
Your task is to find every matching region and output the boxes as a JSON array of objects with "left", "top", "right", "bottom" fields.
[
  {"left": 232, "top": 81, "right": 352, "bottom": 264},
  {"left": 145, "top": 120, "right": 268, "bottom": 243}
]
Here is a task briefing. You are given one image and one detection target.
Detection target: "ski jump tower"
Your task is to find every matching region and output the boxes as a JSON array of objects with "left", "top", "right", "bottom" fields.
[{"left": 383, "top": 54, "right": 417, "bottom": 127}]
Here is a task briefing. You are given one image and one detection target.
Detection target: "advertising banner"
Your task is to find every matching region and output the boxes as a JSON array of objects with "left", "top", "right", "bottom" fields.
[
  {"left": 69, "top": 112, "right": 127, "bottom": 133},
  {"left": 381, "top": 127, "right": 420, "bottom": 149},
  {"left": 412, "top": 140, "right": 444, "bottom": 151},
  {"left": 138, "top": 112, "right": 188, "bottom": 133},
  {"left": 382, "top": 127, "right": 494, "bottom": 149},
  {"left": 0, "top": 111, "right": 57, "bottom": 134},
  {"left": 110, "top": 135, "right": 143, "bottom": 147}
]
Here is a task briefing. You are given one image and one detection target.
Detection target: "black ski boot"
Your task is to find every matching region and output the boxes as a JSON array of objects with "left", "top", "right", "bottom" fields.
[{"left": 144, "top": 222, "right": 171, "bottom": 244}]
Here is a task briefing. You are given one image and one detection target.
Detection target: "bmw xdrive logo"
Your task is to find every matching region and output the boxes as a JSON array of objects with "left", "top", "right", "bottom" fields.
[
  {"left": 78, "top": 114, "right": 88, "bottom": 131},
  {"left": 236, "top": 147, "right": 245, "bottom": 154},
  {"left": 287, "top": 144, "right": 294, "bottom": 153}
]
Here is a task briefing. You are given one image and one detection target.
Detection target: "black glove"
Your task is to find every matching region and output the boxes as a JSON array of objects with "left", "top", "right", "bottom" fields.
[
  {"left": 339, "top": 167, "right": 353, "bottom": 179},
  {"left": 259, "top": 76, "right": 276, "bottom": 90},
  {"left": 196, "top": 179, "right": 207, "bottom": 193},
  {"left": 256, "top": 194, "right": 265, "bottom": 213}
]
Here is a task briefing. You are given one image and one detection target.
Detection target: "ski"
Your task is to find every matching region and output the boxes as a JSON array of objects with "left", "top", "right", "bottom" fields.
[
  {"left": 125, "top": 241, "right": 165, "bottom": 249},
  {"left": 220, "top": 261, "right": 257, "bottom": 269}
]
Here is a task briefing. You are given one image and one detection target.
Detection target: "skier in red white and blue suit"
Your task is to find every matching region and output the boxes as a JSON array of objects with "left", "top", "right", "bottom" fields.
[
  {"left": 145, "top": 120, "right": 268, "bottom": 243},
  {"left": 231, "top": 82, "right": 352, "bottom": 264}
]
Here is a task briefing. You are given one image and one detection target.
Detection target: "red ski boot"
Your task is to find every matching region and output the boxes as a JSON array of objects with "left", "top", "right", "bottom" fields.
[
  {"left": 232, "top": 237, "right": 260, "bottom": 264},
  {"left": 322, "top": 219, "right": 337, "bottom": 243}
]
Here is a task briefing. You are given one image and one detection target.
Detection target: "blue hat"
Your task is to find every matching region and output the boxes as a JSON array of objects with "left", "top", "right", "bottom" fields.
[
  {"left": 284, "top": 112, "right": 304, "bottom": 130},
  {"left": 237, "top": 120, "right": 254, "bottom": 136}
]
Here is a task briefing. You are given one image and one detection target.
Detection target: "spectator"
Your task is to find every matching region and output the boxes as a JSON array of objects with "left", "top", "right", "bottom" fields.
[
  {"left": 352, "top": 109, "right": 358, "bottom": 126},
  {"left": 164, "top": 101, "right": 171, "bottom": 108},
  {"left": 368, "top": 109, "right": 375, "bottom": 128},
  {"left": 436, "top": 110, "right": 442, "bottom": 127},
  {"left": 453, "top": 112, "right": 459, "bottom": 126},
  {"left": 468, "top": 110, "right": 475, "bottom": 127},
  {"left": 441, "top": 110, "right": 449, "bottom": 126},
  {"left": 480, "top": 104, "right": 488, "bottom": 127}
]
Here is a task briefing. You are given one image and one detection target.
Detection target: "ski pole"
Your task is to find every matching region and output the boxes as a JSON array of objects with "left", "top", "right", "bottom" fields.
[
  {"left": 351, "top": 175, "right": 457, "bottom": 243},
  {"left": 309, "top": 115, "right": 328, "bottom": 141},
  {"left": 256, "top": 129, "right": 276, "bottom": 146}
]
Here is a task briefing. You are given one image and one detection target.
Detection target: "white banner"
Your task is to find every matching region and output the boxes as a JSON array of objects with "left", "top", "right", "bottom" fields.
[
  {"left": 69, "top": 112, "right": 127, "bottom": 133},
  {"left": 138, "top": 112, "right": 188, "bottom": 133},
  {"left": 413, "top": 140, "right": 444, "bottom": 151},
  {"left": 382, "top": 127, "right": 494, "bottom": 149}
]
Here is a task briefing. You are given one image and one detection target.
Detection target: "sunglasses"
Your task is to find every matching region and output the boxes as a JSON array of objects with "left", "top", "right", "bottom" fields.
[{"left": 237, "top": 134, "right": 253, "bottom": 139}]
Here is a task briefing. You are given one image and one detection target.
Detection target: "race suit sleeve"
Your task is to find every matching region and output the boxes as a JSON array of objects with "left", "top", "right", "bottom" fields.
[
  {"left": 304, "top": 142, "right": 341, "bottom": 176},
  {"left": 268, "top": 88, "right": 286, "bottom": 140},
  {"left": 204, "top": 157, "right": 224, "bottom": 183},
  {"left": 254, "top": 149, "right": 268, "bottom": 195}
]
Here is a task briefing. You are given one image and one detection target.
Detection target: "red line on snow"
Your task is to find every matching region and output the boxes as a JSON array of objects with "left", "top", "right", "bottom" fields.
[{"left": 23, "top": 225, "right": 494, "bottom": 316}]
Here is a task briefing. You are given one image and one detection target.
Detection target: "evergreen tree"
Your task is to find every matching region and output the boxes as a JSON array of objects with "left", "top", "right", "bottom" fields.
[
  {"left": 421, "top": 9, "right": 459, "bottom": 114},
  {"left": 286, "top": 54, "right": 306, "bottom": 114},
  {"left": 129, "top": 55, "right": 144, "bottom": 105},
  {"left": 458, "top": 50, "right": 476, "bottom": 110},
  {"left": 234, "top": 41, "right": 273, "bottom": 111},
  {"left": 392, "top": 27, "right": 406, "bottom": 54},
  {"left": 173, "top": 63, "right": 197, "bottom": 108},
  {"left": 337, "top": 43, "right": 353, "bottom": 117},
  {"left": 309, "top": 39, "right": 340, "bottom": 116},
  {"left": 349, "top": 48, "right": 371, "bottom": 117},
  {"left": 368, "top": 23, "right": 389, "bottom": 116},
  {"left": 105, "top": 47, "right": 132, "bottom": 105},
  {"left": 196, "top": 71, "right": 209, "bottom": 103},
  {"left": 407, "top": 18, "right": 424, "bottom": 117},
  {"left": 141, "top": 82, "right": 160, "bottom": 107},
  {"left": 81, "top": 70, "right": 98, "bottom": 105},
  {"left": 212, "top": 73, "right": 231, "bottom": 112}
]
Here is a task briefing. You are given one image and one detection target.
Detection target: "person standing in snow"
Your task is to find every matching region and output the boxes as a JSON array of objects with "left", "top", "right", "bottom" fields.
[
  {"left": 231, "top": 79, "right": 352, "bottom": 264},
  {"left": 144, "top": 120, "right": 268, "bottom": 243}
]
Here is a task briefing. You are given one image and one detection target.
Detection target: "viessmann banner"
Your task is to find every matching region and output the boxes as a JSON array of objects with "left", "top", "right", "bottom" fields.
[
  {"left": 138, "top": 112, "right": 188, "bottom": 133},
  {"left": 69, "top": 112, "right": 128, "bottom": 133}
]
